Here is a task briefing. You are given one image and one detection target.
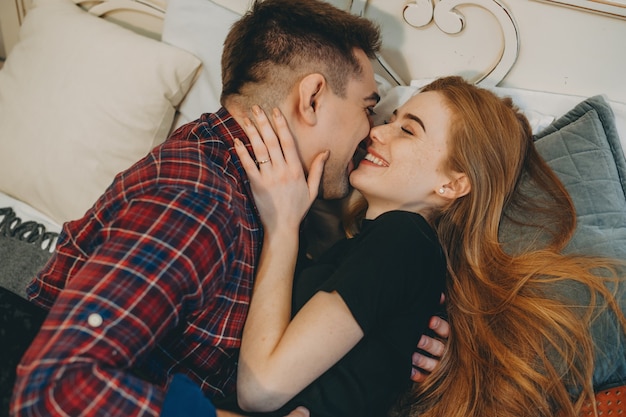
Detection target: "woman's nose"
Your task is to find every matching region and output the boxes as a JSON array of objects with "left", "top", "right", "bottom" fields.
[{"left": 369, "top": 124, "right": 387, "bottom": 143}]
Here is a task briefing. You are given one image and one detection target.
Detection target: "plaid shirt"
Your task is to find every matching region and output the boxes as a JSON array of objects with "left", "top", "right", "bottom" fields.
[{"left": 12, "top": 108, "right": 262, "bottom": 416}]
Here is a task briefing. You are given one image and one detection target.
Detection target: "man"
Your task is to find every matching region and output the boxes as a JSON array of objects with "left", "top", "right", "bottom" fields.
[{"left": 11, "top": 1, "right": 446, "bottom": 416}]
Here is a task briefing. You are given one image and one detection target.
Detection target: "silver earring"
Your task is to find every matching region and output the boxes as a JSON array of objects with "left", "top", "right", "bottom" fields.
[{"left": 438, "top": 187, "right": 445, "bottom": 194}]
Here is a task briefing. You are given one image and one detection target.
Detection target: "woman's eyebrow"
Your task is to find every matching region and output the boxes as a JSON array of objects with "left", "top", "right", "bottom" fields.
[{"left": 403, "top": 112, "right": 426, "bottom": 132}]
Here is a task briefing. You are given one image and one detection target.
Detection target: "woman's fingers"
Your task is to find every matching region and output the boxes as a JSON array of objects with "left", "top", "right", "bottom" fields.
[
  {"left": 268, "top": 108, "right": 300, "bottom": 169},
  {"left": 240, "top": 116, "right": 272, "bottom": 167},
  {"left": 307, "top": 150, "right": 328, "bottom": 204},
  {"left": 249, "top": 105, "right": 284, "bottom": 167},
  {"left": 234, "top": 138, "right": 260, "bottom": 181},
  {"left": 236, "top": 105, "right": 327, "bottom": 205},
  {"left": 245, "top": 106, "right": 303, "bottom": 172},
  {"left": 265, "top": 107, "right": 327, "bottom": 203},
  {"left": 235, "top": 106, "right": 317, "bottom": 231}
]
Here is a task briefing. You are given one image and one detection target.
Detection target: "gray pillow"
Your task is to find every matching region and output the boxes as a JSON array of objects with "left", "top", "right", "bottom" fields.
[
  {"left": 500, "top": 95, "right": 626, "bottom": 258},
  {"left": 535, "top": 95, "right": 626, "bottom": 259},
  {"left": 500, "top": 95, "right": 626, "bottom": 390}
]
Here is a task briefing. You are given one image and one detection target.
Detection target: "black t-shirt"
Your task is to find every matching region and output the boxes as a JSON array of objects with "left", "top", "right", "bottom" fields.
[{"left": 217, "top": 210, "right": 446, "bottom": 417}]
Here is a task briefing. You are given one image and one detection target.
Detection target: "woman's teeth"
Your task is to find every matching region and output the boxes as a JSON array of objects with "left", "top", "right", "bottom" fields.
[{"left": 364, "top": 153, "right": 388, "bottom": 167}]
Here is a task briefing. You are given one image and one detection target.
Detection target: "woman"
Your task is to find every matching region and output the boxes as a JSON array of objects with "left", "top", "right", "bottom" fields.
[
  {"left": 233, "top": 76, "right": 626, "bottom": 417},
  {"left": 387, "top": 77, "right": 626, "bottom": 417},
  {"left": 230, "top": 76, "right": 460, "bottom": 416}
]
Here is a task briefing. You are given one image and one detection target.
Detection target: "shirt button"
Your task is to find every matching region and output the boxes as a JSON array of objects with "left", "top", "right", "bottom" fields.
[{"left": 88, "top": 313, "right": 103, "bottom": 328}]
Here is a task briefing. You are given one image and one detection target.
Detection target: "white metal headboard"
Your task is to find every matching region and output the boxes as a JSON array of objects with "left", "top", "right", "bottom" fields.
[
  {"left": 2, "top": 0, "right": 625, "bottom": 103},
  {"left": 400, "top": 0, "right": 518, "bottom": 87},
  {"left": 341, "top": 0, "right": 520, "bottom": 88},
  {"left": 79, "top": 0, "right": 166, "bottom": 16}
]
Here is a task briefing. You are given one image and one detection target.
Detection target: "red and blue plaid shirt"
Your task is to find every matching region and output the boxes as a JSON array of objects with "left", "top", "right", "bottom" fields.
[{"left": 12, "top": 108, "right": 262, "bottom": 416}]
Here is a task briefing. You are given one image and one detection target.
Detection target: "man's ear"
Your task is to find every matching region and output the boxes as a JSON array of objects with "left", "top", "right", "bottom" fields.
[
  {"left": 443, "top": 173, "right": 471, "bottom": 199},
  {"left": 297, "top": 73, "right": 326, "bottom": 126}
]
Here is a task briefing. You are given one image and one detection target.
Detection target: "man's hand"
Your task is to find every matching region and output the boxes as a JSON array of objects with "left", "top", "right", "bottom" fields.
[
  {"left": 411, "top": 315, "right": 449, "bottom": 382},
  {"left": 284, "top": 406, "right": 310, "bottom": 417},
  {"left": 411, "top": 294, "right": 449, "bottom": 383},
  {"left": 217, "top": 406, "right": 310, "bottom": 417},
  {"left": 217, "top": 411, "right": 243, "bottom": 417}
]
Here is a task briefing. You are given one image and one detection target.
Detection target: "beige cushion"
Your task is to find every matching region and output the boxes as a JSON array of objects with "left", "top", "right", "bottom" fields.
[{"left": 0, "top": 0, "right": 201, "bottom": 224}]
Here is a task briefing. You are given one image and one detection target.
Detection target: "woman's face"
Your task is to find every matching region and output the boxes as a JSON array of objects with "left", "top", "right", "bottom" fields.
[{"left": 349, "top": 90, "right": 455, "bottom": 220}]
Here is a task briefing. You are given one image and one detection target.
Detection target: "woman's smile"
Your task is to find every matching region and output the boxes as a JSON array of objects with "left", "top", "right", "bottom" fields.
[{"left": 362, "top": 149, "right": 389, "bottom": 167}]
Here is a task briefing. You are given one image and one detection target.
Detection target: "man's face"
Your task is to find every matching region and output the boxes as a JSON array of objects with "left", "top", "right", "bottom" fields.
[{"left": 314, "top": 49, "right": 379, "bottom": 199}]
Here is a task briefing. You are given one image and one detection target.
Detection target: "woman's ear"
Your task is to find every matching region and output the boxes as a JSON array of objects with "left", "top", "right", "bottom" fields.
[
  {"left": 297, "top": 73, "right": 325, "bottom": 126},
  {"left": 441, "top": 173, "right": 471, "bottom": 199}
]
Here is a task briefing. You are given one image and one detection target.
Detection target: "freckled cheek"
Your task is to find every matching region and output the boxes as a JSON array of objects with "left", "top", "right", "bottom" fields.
[{"left": 393, "top": 161, "right": 420, "bottom": 179}]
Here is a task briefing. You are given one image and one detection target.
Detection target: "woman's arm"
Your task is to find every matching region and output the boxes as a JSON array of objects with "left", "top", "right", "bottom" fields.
[
  {"left": 239, "top": 257, "right": 364, "bottom": 411},
  {"left": 233, "top": 107, "right": 363, "bottom": 412}
]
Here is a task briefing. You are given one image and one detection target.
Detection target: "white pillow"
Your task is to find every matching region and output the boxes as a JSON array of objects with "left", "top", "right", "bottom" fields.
[
  {"left": 162, "top": 0, "right": 241, "bottom": 128},
  {"left": 0, "top": 0, "right": 201, "bottom": 224}
]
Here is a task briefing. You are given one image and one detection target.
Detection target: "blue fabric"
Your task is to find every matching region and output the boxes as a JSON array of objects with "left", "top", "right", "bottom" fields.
[{"left": 161, "top": 374, "right": 217, "bottom": 417}]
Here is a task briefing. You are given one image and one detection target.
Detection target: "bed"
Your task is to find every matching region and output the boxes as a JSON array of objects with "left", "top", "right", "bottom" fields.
[{"left": 0, "top": 0, "right": 625, "bottom": 411}]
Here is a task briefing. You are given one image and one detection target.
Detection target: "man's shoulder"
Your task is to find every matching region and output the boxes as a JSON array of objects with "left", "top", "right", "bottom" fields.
[
  {"left": 168, "top": 108, "right": 242, "bottom": 144},
  {"left": 134, "top": 114, "right": 241, "bottom": 185},
  {"left": 157, "top": 110, "right": 243, "bottom": 174}
]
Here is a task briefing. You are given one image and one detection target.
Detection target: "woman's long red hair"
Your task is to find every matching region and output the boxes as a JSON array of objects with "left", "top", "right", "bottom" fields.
[{"left": 349, "top": 77, "right": 626, "bottom": 417}]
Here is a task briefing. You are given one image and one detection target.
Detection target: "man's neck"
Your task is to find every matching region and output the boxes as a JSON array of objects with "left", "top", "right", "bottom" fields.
[{"left": 223, "top": 98, "right": 249, "bottom": 130}]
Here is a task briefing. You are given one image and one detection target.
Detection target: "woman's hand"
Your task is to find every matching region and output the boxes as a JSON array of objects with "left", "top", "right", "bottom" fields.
[{"left": 234, "top": 106, "right": 328, "bottom": 233}]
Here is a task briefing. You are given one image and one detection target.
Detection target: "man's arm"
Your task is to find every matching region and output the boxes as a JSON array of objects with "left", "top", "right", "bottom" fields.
[{"left": 13, "top": 193, "right": 230, "bottom": 416}]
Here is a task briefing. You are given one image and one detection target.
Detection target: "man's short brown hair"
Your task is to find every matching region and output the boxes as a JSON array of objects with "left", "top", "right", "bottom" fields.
[{"left": 220, "top": 0, "right": 381, "bottom": 107}]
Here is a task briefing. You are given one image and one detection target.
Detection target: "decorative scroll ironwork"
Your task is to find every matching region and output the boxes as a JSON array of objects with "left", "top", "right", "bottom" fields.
[
  {"left": 348, "top": 0, "right": 519, "bottom": 87},
  {"left": 402, "top": 0, "right": 519, "bottom": 86}
]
